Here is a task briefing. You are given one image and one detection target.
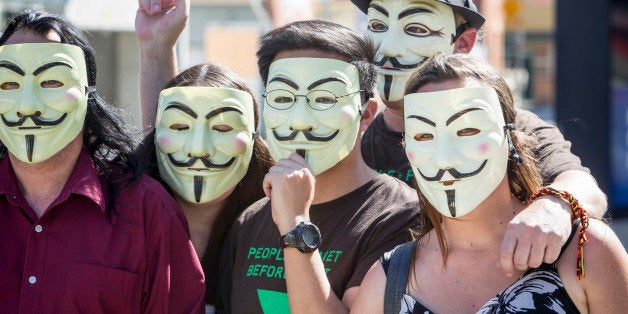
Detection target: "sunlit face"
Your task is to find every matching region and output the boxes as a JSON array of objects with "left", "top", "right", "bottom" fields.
[
  {"left": 367, "top": 0, "right": 456, "bottom": 101},
  {"left": 263, "top": 57, "right": 362, "bottom": 175},
  {"left": 155, "top": 87, "right": 255, "bottom": 204},
  {"left": 404, "top": 84, "right": 508, "bottom": 217},
  {"left": 0, "top": 43, "right": 89, "bottom": 163}
]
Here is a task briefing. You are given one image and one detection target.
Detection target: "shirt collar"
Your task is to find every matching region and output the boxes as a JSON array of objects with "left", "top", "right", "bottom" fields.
[{"left": 0, "top": 148, "right": 106, "bottom": 212}]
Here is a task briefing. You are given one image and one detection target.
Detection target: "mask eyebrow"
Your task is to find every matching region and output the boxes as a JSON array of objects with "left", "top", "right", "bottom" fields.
[
  {"left": 269, "top": 76, "right": 298, "bottom": 90},
  {"left": 307, "top": 77, "right": 345, "bottom": 90},
  {"left": 205, "top": 106, "right": 243, "bottom": 120},
  {"left": 0, "top": 61, "right": 25, "bottom": 76},
  {"left": 33, "top": 61, "right": 73, "bottom": 76},
  {"left": 369, "top": 4, "right": 388, "bottom": 17},
  {"left": 446, "top": 107, "right": 483, "bottom": 126},
  {"left": 407, "top": 114, "right": 436, "bottom": 127},
  {"left": 165, "top": 102, "right": 198, "bottom": 119},
  {"left": 399, "top": 7, "right": 433, "bottom": 20}
]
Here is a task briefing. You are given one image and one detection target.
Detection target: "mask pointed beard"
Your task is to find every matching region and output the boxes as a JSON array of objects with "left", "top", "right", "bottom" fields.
[
  {"left": 446, "top": 189, "right": 456, "bottom": 217},
  {"left": 25, "top": 134, "right": 34, "bottom": 162},
  {"left": 194, "top": 175, "right": 203, "bottom": 203},
  {"left": 296, "top": 149, "right": 306, "bottom": 159}
]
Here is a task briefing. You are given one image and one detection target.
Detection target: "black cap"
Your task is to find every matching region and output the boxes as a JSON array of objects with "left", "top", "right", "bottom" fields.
[{"left": 351, "top": 0, "right": 486, "bottom": 30}]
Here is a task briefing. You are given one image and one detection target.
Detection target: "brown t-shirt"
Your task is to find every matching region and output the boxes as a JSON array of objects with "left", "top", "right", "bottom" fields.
[
  {"left": 361, "top": 108, "right": 589, "bottom": 187},
  {"left": 217, "top": 174, "right": 419, "bottom": 313}
]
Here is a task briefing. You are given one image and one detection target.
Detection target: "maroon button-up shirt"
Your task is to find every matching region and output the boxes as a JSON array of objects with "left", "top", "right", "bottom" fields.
[{"left": 0, "top": 149, "right": 205, "bottom": 313}]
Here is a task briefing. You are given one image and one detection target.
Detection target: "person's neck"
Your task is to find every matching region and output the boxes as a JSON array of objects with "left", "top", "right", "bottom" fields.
[
  {"left": 382, "top": 100, "right": 405, "bottom": 133},
  {"left": 10, "top": 136, "right": 84, "bottom": 218},
  {"left": 178, "top": 195, "right": 227, "bottom": 259},
  {"left": 441, "top": 178, "right": 526, "bottom": 252},
  {"left": 311, "top": 142, "right": 379, "bottom": 205}
]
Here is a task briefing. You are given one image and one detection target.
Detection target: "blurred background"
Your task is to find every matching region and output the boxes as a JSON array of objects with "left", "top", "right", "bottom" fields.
[{"left": 0, "top": 0, "right": 627, "bottom": 247}]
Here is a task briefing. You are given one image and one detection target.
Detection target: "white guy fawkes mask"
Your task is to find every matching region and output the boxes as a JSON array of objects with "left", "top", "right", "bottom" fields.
[
  {"left": 404, "top": 86, "right": 508, "bottom": 217},
  {"left": 155, "top": 87, "right": 255, "bottom": 204},
  {"left": 263, "top": 57, "right": 363, "bottom": 175},
  {"left": 367, "top": 0, "right": 456, "bottom": 101},
  {"left": 0, "top": 43, "right": 89, "bottom": 163}
]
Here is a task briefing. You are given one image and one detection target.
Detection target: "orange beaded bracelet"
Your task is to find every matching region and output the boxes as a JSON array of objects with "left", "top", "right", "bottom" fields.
[{"left": 527, "top": 187, "right": 589, "bottom": 280}]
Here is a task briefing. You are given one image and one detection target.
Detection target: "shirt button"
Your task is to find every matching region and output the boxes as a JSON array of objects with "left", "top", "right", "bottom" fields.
[
  {"left": 28, "top": 276, "right": 37, "bottom": 284},
  {"left": 34, "top": 225, "right": 43, "bottom": 233}
]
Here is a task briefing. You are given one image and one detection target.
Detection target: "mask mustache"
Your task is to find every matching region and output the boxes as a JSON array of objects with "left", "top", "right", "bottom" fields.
[
  {"left": 1, "top": 113, "right": 67, "bottom": 127},
  {"left": 167, "top": 154, "right": 235, "bottom": 169},
  {"left": 272, "top": 129, "right": 339, "bottom": 142},
  {"left": 419, "top": 160, "right": 487, "bottom": 182},
  {"left": 375, "top": 56, "right": 420, "bottom": 70}
]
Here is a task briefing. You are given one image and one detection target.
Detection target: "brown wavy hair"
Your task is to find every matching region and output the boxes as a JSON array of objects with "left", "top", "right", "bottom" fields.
[
  {"left": 137, "top": 63, "right": 274, "bottom": 304},
  {"left": 404, "top": 53, "right": 542, "bottom": 268}
]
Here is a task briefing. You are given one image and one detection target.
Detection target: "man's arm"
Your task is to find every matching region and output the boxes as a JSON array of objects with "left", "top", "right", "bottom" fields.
[
  {"left": 263, "top": 154, "right": 349, "bottom": 313},
  {"left": 135, "top": 0, "right": 188, "bottom": 134},
  {"left": 499, "top": 109, "right": 608, "bottom": 276}
]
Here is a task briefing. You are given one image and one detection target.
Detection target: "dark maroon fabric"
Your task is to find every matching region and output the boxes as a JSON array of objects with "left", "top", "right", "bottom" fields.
[{"left": 0, "top": 149, "right": 205, "bottom": 314}]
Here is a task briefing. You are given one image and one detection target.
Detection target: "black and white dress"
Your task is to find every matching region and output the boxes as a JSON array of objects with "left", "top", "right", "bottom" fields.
[{"left": 382, "top": 223, "right": 581, "bottom": 314}]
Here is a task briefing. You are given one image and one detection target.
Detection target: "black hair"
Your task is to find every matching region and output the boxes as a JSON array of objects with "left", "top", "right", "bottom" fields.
[{"left": 0, "top": 10, "right": 142, "bottom": 220}]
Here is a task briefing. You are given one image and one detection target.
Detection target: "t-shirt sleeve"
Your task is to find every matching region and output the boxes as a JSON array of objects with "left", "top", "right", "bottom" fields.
[
  {"left": 346, "top": 202, "right": 419, "bottom": 289},
  {"left": 142, "top": 193, "right": 205, "bottom": 314},
  {"left": 515, "top": 109, "right": 589, "bottom": 184}
]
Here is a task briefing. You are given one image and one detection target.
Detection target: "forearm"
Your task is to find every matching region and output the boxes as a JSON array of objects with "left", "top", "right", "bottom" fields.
[
  {"left": 139, "top": 42, "right": 178, "bottom": 134},
  {"left": 284, "top": 249, "right": 348, "bottom": 314},
  {"left": 548, "top": 170, "right": 607, "bottom": 219}
]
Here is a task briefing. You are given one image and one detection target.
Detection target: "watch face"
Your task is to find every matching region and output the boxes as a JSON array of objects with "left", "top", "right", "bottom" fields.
[{"left": 301, "top": 224, "right": 322, "bottom": 248}]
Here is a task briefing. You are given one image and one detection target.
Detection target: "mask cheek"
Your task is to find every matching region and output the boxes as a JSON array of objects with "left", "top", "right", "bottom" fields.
[
  {"left": 405, "top": 141, "right": 433, "bottom": 167},
  {"left": 214, "top": 132, "right": 250, "bottom": 157},
  {"left": 316, "top": 105, "right": 357, "bottom": 130},
  {"left": 263, "top": 109, "right": 288, "bottom": 129},
  {"left": 40, "top": 87, "right": 84, "bottom": 113},
  {"left": 155, "top": 131, "right": 185, "bottom": 154},
  {"left": 458, "top": 133, "right": 503, "bottom": 160},
  {"left": 0, "top": 95, "right": 17, "bottom": 113}
]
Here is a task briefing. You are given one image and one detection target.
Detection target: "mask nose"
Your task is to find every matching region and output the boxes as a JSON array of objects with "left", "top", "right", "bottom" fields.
[
  {"left": 434, "top": 134, "right": 462, "bottom": 171},
  {"left": 287, "top": 96, "right": 317, "bottom": 132},
  {"left": 17, "top": 82, "right": 45, "bottom": 118},
  {"left": 379, "top": 23, "right": 403, "bottom": 58},
  {"left": 184, "top": 122, "right": 215, "bottom": 159}
]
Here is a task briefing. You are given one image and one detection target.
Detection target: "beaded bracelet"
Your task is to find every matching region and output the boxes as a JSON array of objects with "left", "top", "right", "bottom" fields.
[{"left": 527, "top": 187, "right": 589, "bottom": 280}]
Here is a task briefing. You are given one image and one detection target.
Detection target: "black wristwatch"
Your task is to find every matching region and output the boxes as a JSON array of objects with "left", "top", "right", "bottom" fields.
[{"left": 278, "top": 221, "right": 322, "bottom": 253}]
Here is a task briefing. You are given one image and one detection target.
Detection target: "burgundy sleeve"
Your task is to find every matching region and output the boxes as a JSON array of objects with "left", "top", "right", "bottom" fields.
[
  {"left": 515, "top": 109, "right": 589, "bottom": 184},
  {"left": 142, "top": 198, "right": 205, "bottom": 313}
]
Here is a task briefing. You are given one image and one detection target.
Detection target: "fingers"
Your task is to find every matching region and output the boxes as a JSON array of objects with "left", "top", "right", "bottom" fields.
[{"left": 499, "top": 230, "right": 517, "bottom": 277}]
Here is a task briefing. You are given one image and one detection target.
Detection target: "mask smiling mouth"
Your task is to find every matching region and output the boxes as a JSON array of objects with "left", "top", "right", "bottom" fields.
[
  {"left": 419, "top": 160, "right": 488, "bottom": 183},
  {"left": 1, "top": 113, "right": 67, "bottom": 128},
  {"left": 272, "top": 128, "right": 339, "bottom": 142},
  {"left": 168, "top": 154, "right": 235, "bottom": 170},
  {"left": 375, "top": 56, "right": 420, "bottom": 70}
]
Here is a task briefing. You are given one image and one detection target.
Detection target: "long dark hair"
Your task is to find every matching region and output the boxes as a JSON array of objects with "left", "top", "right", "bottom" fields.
[
  {"left": 405, "top": 53, "right": 543, "bottom": 267},
  {"left": 137, "top": 63, "right": 274, "bottom": 304},
  {"left": 0, "top": 10, "right": 142, "bottom": 220}
]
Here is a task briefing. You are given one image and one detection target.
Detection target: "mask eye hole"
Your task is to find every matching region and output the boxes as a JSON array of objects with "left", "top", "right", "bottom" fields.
[
  {"left": 0, "top": 82, "right": 20, "bottom": 90},
  {"left": 368, "top": 20, "right": 388, "bottom": 32},
  {"left": 40, "top": 80, "right": 64, "bottom": 88},
  {"left": 457, "top": 128, "right": 480, "bottom": 137},
  {"left": 404, "top": 23, "right": 431, "bottom": 37},
  {"left": 169, "top": 123, "right": 190, "bottom": 131},
  {"left": 212, "top": 124, "right": 233, "bottom": 133},
  {"left": 413, "top": 133, "right": 434, "bottom": 141}
]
